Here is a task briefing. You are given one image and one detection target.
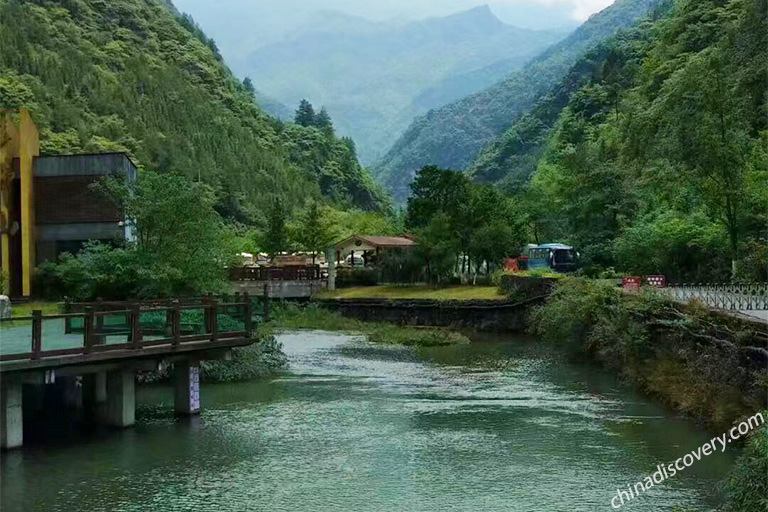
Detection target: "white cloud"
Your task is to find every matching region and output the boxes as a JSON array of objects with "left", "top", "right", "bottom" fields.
[
  {"left": 569, "top": 0, "right": 616, "bottom": 20},
  {"left": 490, "top": 0, "right": 616, "bottom": 21}
]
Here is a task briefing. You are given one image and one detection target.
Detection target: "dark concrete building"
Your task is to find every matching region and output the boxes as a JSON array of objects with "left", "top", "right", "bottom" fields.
[
  {"left": 1, "top": 109, "right": 137, "bottom": 297},
  {"left": 33, "top": 153, "right": 137, "bottom": 266}
]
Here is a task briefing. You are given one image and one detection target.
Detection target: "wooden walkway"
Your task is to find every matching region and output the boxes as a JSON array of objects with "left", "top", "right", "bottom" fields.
[{"left": 0, "top": 297, "right": 254, "bottom": 373}]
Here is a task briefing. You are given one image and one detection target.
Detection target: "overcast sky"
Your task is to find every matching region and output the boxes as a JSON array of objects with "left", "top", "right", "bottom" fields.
[
  {"left": 174, "top": 0, "right": 616, "bottom": 75},
  {"left": 175, "top": 0, "right": 615, "bottom": 27}
]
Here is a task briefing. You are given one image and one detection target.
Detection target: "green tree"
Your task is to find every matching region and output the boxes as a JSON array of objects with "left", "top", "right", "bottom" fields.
[
  {"left": 97, "top": 172, "right": 234, "bottom": 287},
  {"left": 242, "top": 77, "right": 255, "bottom": 97},
  {"left": 647, "top": 50, "right": 755, "bottom": 276},
  {"left": 406, "top": 166, "right": 471, "bottom": 230},
  {"left": 314, "top": 106, "right": 334, "bottom": 137},
  {"left": 39, "top": 171, "right": 235, "bottom": 299},
  {"left": 264, "top": 198, "right": 289, "bottom": 257},
  {"left": 291, "top": 200, "right": 337, "bottom": 264},
  {"left": 294, "top": 99, "right": 316, "bottom": 127},
  {"left": 414, "top": 213, "right": 459, "bottom": 284}
]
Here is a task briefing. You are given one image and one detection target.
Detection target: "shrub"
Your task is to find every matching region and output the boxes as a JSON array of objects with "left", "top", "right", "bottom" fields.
[
  {"left": 34, "top": 171, "right": 236, "bottom": 300},
  {"left": 530, "top": 277, "right": 766, "bottom": 430},
  {"left": 336, "top": 267, "right": 378, "bottom": 287},
  {"left": 530, "top": 278, "right": 621, "bottom": 346},
  {"left": 722, "top": 419, "right": 768, "bottom": 512},
  {"left": 200, "top": 334, "right": 288, "bottom": 382}
]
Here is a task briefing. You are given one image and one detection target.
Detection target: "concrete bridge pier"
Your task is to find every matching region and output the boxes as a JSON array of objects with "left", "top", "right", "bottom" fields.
[
  {"left": 174, "top": 360, "right": 200, "bottom": 416},
  {"left": 105, "top": 370, "right": 135, "bottom": 428},
  {"left": 0, "top": 375, "right": 23, "bottom": 449}
]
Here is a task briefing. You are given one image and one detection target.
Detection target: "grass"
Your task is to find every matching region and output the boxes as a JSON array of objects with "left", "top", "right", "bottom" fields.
[
  {"left": 508, "top": 269, "right": 568, "bottom": 280},
  {"left": 316, "top": 285, "right": 505, "bottom": 301},
  {"left": 0, "top": 301, "right": 61, "bottom": 329},
  {"left": 271, "top": 303, "right": 470, "bottom": 347}
]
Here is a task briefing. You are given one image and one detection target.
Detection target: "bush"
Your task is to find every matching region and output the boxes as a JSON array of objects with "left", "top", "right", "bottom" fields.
[
  {"left": 379, "top": 250, "right": 424, "bottom": 284},
  {"left": 200, "top": 334, "right": 288, "bottom": 382},
  {"left": 530, "top": 278, "right": 767, "bottom": 430},
  {"left": 722, "top": 419, "right": 768, "bottom": 512},
  {"left": 499, "top": 273, "right": 561, "bottom": 302},
  {"left": 530, "top": 278, "right": 622, "bottom": 346},
  {"left": 34, "top": 171, "right": 236, "bottom": 301},
  {"left": 336, "top": 267, "right": 378, "bottom": 287}
]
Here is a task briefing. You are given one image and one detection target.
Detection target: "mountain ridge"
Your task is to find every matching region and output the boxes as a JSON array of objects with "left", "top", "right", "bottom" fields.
[
  {"left": 244, "top": 6, "right": 566, "bottom": 164},
  {"left": 374, "top": 0, "right": 662, "bottom": 202}
]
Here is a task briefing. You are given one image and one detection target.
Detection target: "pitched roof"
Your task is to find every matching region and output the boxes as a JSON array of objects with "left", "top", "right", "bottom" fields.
[
  {"left": 335, "top": 235, "right": 417, "bottom": 249},
  {"left": 358, "top": 235, "right": 416, "bottom": 247}
]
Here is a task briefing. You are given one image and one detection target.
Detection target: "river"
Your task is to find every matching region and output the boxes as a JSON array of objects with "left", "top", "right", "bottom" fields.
[{"left": 0, "top": 331, "right": 734, "bottom": 511}]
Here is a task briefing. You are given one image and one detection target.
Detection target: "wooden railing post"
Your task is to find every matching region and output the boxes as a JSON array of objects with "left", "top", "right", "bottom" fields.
[
  {"left": 209, "top": 298, "right": 218, "bottom": 342},
  {"left": 172, "top": 300, "right": 181, "bottom": 348},
  {"left": 243, "top": 291, "right": 252, "bottom": 338},
  {"left": 95, "top": 298, "right": 104, "bottom": 343},
  {"left": 84, "top": 307, "right": 95, "bottom": 354},
  {"left": 130, "top": 305, "right": 142, "bottom": 349},
  {"left": 31, "top": 310, "right": 42, "bottom": 360},
  {"left": 263, "top": 284, "right": 271, "bottom": 322},
  {"left": 64, "top": 300, "right": 72, "bottom": 334}
]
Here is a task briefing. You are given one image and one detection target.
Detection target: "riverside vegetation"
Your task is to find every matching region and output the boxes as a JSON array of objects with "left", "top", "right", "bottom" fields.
[
  {"left": 530, "top": 277, "right": 768, "bottom": 512},
  {"left": 270, "top": 302, "right": 470, "bottom": 347},
  {"left": 381, "top": 0, "right": 767, "bottom": 284}
]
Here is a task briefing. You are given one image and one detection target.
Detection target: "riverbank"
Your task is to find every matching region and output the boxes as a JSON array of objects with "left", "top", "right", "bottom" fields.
[
  {"left": 316, "top": 285, "right": 505, "bottom": 300},
  {"left": 270, "top": 303, "right": 470, "bottom": 346},
  {"left": 530, "top": 277, "right": 768, "bottom": 512},
  {"left": 531, "top": 278, "right": 767, "bottom": 430}
]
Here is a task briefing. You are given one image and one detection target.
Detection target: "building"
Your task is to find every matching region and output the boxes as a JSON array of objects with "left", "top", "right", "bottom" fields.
[
  {"left": 0, "top": 109, "right": 137, "bottom": 297},
  {"left": 333, "top": 235, "right": 417, "bottom": 267}
]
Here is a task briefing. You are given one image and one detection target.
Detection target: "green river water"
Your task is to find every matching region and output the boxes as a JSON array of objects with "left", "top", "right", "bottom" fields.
[{"left": 0, "top": 331, "right": 735, "bottom": 511}]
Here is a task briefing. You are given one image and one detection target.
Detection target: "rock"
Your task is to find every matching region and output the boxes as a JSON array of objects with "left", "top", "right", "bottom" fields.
[{"left": 0, "top": 295, "right": 10, "bottom": 319}]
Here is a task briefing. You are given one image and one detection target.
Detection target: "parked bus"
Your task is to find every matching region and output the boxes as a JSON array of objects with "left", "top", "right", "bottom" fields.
[{"left": 521, "top": 243, "right": 579, "bottom": 272}]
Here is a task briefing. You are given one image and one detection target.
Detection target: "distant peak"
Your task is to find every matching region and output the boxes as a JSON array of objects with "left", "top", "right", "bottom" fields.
[{"left": 443, "top": 4, "right": 505, "bottom": 28}]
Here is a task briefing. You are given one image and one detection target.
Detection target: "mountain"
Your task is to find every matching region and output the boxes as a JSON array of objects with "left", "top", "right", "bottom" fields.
[
  {"left": 466, "top": 17, "right": 660, "bottom": 191},
  {"left": 375, "top": 0, "right": 662, "bottom": 202},
  {"left": 254, "top": 89, "right": 292, "bottom": 121},
  {"left": 243, "top": 6, "right": 565, "bottom": 164},
  {"left": 0, "top": 0, "right": 387, "bottom": 225},
  {"left": 510, "top": 0, "right": 767, "bottom": 280}
]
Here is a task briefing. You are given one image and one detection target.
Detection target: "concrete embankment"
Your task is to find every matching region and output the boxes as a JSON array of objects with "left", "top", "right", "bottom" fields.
[{"left": 314, "top": 296, "right": 546, "bottom": 332}]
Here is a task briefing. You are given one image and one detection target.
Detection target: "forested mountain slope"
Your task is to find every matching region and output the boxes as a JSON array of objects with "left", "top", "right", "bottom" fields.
[
  {"left": 467, "top": 9, "right": 667, "bottom": 190},
  {"left": 246, "top": 6, "right": 564, "bottom": 165},
  {"left": 376, "top": 0, "right": 661, "bottom": 202},
  {"left": 0, "top": 0, "right": 387, "bottom": 225},
  {"left": 517, "top": 0, "right": 767, "bottom": 281}
]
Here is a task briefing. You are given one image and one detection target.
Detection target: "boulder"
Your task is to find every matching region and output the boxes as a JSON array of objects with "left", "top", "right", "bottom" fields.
[{"left": 0, "top": 295, "right": 11, "bottom": 319}]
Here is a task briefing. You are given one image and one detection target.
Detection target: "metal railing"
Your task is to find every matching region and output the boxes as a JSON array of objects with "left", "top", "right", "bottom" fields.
[
  {"left": 0, "top": 296, "right": 253, "bottom": 363},
  {"left": 663, "top": 284, "right": 768, "bottom": 311},
  {"left": 230, "top": 265, "right": 322, "bottom": 281}
]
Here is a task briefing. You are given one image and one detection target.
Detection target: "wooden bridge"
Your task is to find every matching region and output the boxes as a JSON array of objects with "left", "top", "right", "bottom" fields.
[
  {"left": 0, "top": 296, "right": 255, "bottom": 449},
  {"left": 230, "top": 265, "right": 328, "bottom": 298}
]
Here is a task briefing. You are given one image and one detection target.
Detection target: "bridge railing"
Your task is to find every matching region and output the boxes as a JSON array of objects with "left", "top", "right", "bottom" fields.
[
  {"left": 0, "top": 296, "right": 253, "bottom": 363},
  {"left": 230, "top": 265, "right": 322, "bottom": 281},
  {"left": 663, "top": 283, "right": 768, "bottom": 311}
]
